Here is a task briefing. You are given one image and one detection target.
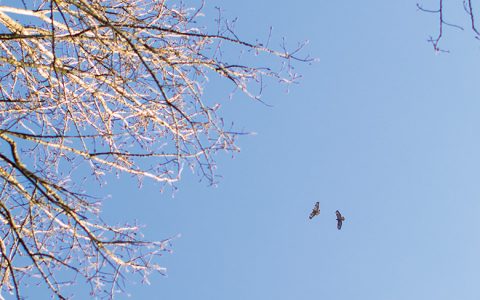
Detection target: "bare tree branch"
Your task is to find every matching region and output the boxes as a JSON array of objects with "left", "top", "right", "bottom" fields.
[
  {"left": 0, "top": 0, "right": 309, "bottom": 298},
  {"left": 418, "top": 0, "right": 480, "bottom": 52}
]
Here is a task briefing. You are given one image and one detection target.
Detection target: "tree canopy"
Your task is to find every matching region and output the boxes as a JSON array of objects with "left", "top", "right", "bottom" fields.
[{"left": 0, "top": 0, "right": 309, "bottom": 298}]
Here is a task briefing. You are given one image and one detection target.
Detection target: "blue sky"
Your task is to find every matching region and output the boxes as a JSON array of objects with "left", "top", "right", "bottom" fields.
[
  {"left": 109, "top": 1, "right": 480, "bottom": 299},
  {"left": 15, "top": 0, "right": 480, "bottom": 299}
]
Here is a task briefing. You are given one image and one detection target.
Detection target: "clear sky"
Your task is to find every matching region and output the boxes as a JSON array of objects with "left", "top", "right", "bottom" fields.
[{"left": 20, "top": 0, "right": 480, "bottom": 299}]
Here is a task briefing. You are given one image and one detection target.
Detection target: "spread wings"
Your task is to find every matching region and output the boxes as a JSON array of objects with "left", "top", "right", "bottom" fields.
[
  {"left": 309, "top": 202, "right": 320, "bottom": 219},
  {"left": 336, "top": 210, "right": 344, "bottom": 230}
]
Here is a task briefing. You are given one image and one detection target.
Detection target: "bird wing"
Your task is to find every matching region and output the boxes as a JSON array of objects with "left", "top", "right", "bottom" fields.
[
  {"left": 335, "top": 210, "right": 342, "bottom": 219},
  {"left": 337, "top": 218, "right": 343, "bottom": 230}
]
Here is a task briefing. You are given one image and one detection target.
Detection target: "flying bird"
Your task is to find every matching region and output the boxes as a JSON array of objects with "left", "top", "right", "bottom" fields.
[
  {"left": 309, "top": 202, "right": 320, "bottom": 219},
  {"left": 336, "top": 210, "right": 345, "bottom": 230}
]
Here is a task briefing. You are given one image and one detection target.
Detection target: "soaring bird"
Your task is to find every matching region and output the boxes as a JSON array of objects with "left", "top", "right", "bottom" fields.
[
  {"left": 309, "top": 202, "right": 320, "bottom": 219},
  {"left": 335, "top": 210, "right": 345, "bottom": 230}
]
